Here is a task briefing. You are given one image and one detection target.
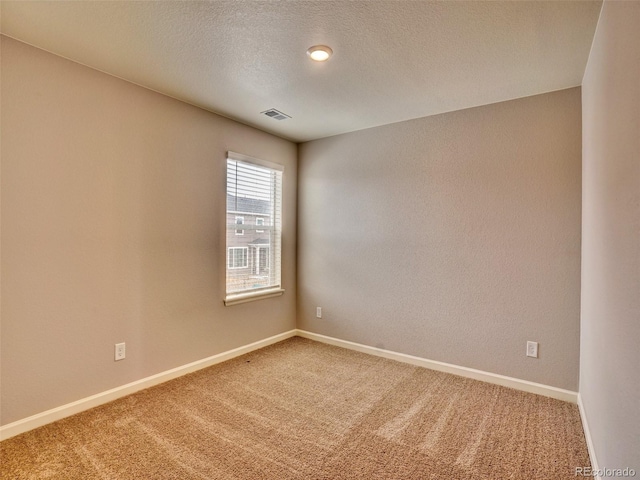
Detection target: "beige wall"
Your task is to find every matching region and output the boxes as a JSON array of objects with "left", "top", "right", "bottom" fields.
[
  {"left": 0, "top": 36, "right": 297, "bottom": 425},
  {"left": 298, "top": 88, "right": 582, "bottom": 390},
  {"left": 581, "top": 0, "right": 640, "bottom": 471}
]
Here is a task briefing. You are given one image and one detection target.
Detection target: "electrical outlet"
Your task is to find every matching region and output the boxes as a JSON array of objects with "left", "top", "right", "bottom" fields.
[
  {"left": 316, "top": 307, "right": 322, "bottom": 318},
  {"left": 115, "top": 342, "right": 126, "bottom": 361},
  {"left": 526, "top": 341, "right": 538, "bottom": 358}
]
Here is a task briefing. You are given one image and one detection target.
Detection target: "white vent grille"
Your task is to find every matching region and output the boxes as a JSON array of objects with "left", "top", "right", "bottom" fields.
[{"left": 261, "top": 108, "right": 291, "bottom": 121}]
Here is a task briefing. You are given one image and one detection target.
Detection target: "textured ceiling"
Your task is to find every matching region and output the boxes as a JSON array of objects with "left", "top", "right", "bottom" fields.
[{"left": 0, "top": 1, "right": 602, "bottom": 142}]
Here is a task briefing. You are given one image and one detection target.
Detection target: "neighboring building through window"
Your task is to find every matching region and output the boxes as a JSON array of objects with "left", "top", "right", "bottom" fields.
[
  {"left": 235, "top": 216, "right": 244, "bottom": 235},
  {"left": 226, "top": 152, "right": 283, "bottom": 301},
  {"left": 228, "top": 247, "right": 248, "bottom": 269}
]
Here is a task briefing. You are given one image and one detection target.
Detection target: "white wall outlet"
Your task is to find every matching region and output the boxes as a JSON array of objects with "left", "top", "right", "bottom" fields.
[
  {"left": 316, "top": 307, "right": 322, "bottom": 318},
  {"left": 526, "top": 341, "right": 538, "bottom": 358},
  {"left": 115, "top": 342, "right": 126, "bottom": 361}
]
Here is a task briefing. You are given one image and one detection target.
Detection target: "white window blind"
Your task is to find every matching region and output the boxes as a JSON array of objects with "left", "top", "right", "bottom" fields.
[{"left": 226, "top": 152, "right": 283, "bottom": 300}]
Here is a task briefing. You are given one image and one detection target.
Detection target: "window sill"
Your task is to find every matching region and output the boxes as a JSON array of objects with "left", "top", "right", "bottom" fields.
[{"left": 224, "top": 288, "right": 285, "bottom": 306}]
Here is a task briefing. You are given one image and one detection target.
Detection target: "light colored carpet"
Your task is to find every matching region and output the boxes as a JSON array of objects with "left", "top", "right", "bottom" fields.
[{"left": 1, "top": 337, "right": 590, "bottom": 479}]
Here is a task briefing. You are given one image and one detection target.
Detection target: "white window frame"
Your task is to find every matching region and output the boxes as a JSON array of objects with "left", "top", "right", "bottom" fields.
[
  {"left": 227, "top": 247, "right": 248, "bottom": 269},
  {"left": 235, "top": 216, "right": 244, "bottom": 235},
  {"left": 224, "top": 152, "right": 284, "bottom": 306},
  {"left": 256, "top": 217, "right": 265, "bottom": 233}
]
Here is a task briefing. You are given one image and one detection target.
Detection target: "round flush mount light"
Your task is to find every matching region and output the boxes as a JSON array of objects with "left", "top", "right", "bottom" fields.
[{"left": 307, "top": 45, "right": 333, "bottom": 62}]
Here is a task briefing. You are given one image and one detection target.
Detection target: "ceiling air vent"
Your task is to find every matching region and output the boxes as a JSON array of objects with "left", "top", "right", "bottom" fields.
[{"left": 261, "top": 108, "right": 291, "bottom": 121}]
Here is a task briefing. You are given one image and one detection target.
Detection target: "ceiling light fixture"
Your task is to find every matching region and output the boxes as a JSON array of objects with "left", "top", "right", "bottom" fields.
[{"left": 307, "top": 45, "right": 333, "bottom": 62}]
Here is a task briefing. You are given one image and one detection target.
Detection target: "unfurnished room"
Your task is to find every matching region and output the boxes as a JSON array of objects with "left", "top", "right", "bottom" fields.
[{"left": 0, "top": 1, "right": 638, "bottom": 479}]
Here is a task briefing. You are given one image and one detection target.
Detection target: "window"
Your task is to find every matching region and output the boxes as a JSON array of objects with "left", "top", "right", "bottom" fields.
[
  {"left": 225, "top": 152, "right": 284, "bottom": 305},
  {"left": 235, "top": 216, "right": 244, "bottom": 235},
  {"left": 228, "top": 247, "right": 248, "bottom": 269}
]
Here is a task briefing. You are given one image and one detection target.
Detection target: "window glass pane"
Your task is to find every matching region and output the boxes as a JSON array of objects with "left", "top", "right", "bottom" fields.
[{"left": 226, "top": 154, "right": 282, "bottom": 296}]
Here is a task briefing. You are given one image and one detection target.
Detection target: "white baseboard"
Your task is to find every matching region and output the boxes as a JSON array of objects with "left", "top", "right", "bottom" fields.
[
  {"left": 296, "top": 329, "right": 578, "bottom": 404},
  {"left": 0, "top": 329, "right": 297, "bottom": 441},
  {"left": 1, "top": 328, "right": 579, "bottom": 442},
  {"left": 578, "top": 393, "right": 601, "bottom": 479}
]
